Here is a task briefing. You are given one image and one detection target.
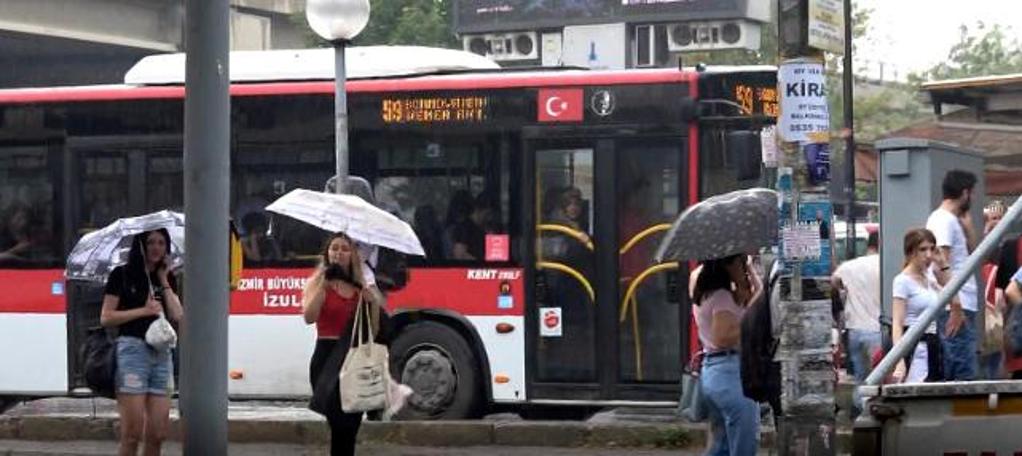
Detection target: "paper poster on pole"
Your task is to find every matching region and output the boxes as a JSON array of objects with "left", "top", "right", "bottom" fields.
[
  {"left": 778, "top": 61, "right": 829, "bottom": 143},
  {"left": 781, "top": 222, "right": 821, "bottom": 261},
  {"left": 779, "top": 195, "right": 833, "bottom": 277},
  {"left": 761, "top": 126, "right": 779, "bottom": 168},
  {"left": 808, "top": 0, "right": 845, "bottom": 54}
]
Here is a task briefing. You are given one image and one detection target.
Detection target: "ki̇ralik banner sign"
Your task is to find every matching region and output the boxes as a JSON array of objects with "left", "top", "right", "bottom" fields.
[{"left": 778, "top": 60, "right": 829, "bottom": 144}]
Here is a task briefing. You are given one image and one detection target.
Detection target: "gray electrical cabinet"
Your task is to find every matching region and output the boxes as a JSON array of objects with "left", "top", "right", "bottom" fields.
[{"left": 877, "top": 138, "right": 985, "bottom": 339}]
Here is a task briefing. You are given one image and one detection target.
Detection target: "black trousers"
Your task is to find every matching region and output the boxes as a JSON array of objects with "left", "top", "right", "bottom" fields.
[
  {"left": 902, "top": 331, "right": 944, "bottom": 382},
  {"left": 310, "top": 338, "right": 364, "bottom": 456}
]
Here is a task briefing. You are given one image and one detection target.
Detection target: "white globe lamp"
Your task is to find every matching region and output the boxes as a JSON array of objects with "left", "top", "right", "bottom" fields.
[{"left": 305, "top": 0, "right": 371, "bottom": 195}]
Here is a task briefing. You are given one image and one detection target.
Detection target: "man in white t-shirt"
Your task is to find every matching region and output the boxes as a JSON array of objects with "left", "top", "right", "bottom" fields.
[
  {"left": 832, "top": 231, "right": 881, "bottom": 384},
  {"left": 926, "top": 169, "right": 980, "bottom": 381}
]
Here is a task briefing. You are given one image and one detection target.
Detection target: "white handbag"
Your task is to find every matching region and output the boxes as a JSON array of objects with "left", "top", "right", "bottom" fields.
[
  {"left": 146, "top": 311, "right": 177, "bottom": 351},
  {"left": 339, "top": 296, "right": 390, "bottom": 413},
  {"left": 143, "top": 276, "right": 177, "bottom": 351}
]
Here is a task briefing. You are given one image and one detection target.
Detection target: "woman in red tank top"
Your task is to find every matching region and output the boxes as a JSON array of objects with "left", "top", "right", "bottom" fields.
[{"left": 302, "top": 232, "right": 374, "bottom": 456}]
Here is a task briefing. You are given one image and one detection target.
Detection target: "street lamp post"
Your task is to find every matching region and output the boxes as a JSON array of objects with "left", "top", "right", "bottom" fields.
[{"left": 306, "top": 0, "right": 371, "bottom": 195}]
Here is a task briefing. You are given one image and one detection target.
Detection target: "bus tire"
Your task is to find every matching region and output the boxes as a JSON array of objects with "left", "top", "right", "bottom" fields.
[{"left": 389, "top": 321, "right": 483, "bottom": 420}]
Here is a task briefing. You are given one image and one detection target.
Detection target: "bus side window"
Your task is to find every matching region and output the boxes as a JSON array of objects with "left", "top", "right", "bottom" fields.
[
  {"left": 366, "top": 135, "right": 516, "bottom": 265},
  {"left": 413, "top": 205, "right": 444, "bottom": 260},
  {"left": 239, "top": 211, "right": 283, "bottom": 265},
  {"left": 0, "top": 146, "right": 60, "bottom": 268}
]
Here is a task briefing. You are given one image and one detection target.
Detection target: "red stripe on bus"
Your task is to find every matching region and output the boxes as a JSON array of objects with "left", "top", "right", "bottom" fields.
[
  {"left": 0, "top": 70, "right": 698, "bottom": 104},
  {"left": 231, "top": 267, "right": 525, "bottom": 316},
  {"left": 687, "top": 78, "right": 700, "bottom": 355},
  {"left": 0, "top": 267, "right": 526, "bottom": 317},
  {"left": 0, "top": 269, "right": 66, "bottom": 313}
]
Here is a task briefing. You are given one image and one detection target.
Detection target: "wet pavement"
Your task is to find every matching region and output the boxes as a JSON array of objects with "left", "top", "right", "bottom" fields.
[
  {"left": 0, "top": 396, "right": 854, "bottom": 453},
  {"left": 0, "top": 441, "right": 703, "bottom": 456}
]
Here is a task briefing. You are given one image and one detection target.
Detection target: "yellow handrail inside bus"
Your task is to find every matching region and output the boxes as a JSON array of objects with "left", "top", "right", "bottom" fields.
[
  {"left": 619, "top": 223, "right": 672, "bottom": 255},
  {"left": 537, "top": 224, "right": 594, "bottom": 251},
  {"left": 618, "top": 262, "right": 680, "bottom": 322},
  {"left": 629, "top": 294, "right": 643, "bottom": 381},
  {"left": 536, "top": 261, "right": 595, "bottom": 303},
  {"left": 229, "top": 221, "right": 243, "bottom": 290},
  {"left": 618, "top": 261, "right": 678, "bottom": 382}
]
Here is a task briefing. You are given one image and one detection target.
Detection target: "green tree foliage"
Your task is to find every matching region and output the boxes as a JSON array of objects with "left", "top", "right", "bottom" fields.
[
  {"left": 354, "top": 0, "right": 459, "bottom": 48},
  {"left": 911, "top": 22, "right": 1022, "bottom": 82},
  {"left": 295, "top": 0, "right": 459, "bottom": 49},
  {"left": 824, "top": 6, "right": 926, "bottom": 143}
]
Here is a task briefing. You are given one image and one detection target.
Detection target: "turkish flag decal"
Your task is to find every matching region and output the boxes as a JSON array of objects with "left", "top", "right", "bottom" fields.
[{"left": 537, "top": 89, "right": 584, "bottom": 122}]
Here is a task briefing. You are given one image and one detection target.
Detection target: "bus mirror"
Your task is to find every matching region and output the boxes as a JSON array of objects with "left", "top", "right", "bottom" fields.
[
  {"left": 229, "top": 220, "right": 243, "bottom": 291},
  {"left": 726, "top": 131, "right": 761, "bottom": 181}
]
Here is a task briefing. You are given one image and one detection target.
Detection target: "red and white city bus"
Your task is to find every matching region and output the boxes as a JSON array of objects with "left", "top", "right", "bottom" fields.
[{"left": 0, "top": 46, "right": 776, "bottom": 418}]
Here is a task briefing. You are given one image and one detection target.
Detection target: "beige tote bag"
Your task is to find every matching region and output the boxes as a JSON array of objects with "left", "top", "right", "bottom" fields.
[{"left": 339, "top": 296, "right": 390, "bottom": 413}]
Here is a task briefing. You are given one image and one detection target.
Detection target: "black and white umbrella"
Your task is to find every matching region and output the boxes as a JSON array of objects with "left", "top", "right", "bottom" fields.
[
  {"left": 65, "top": 210, "right": 185, "bottom": 283},
  {"left": 655, "top": 188, "right": 779, "bottom": 262}
]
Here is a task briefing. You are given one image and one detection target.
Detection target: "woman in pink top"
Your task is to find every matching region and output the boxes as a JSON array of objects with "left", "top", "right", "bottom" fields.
[{"left": 693, "top": 253, "right": 761, "bottom": 455}]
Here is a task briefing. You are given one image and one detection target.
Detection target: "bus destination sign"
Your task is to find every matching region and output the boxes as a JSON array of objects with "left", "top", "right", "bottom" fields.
[
  {"left": 381, "top": 96, "right": 489, "bottom": 124},
  {"left": 735, "top": 83, "right": 779, "bottom": 117}
]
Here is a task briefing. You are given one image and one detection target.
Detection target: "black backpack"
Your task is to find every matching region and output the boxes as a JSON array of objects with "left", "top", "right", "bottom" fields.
[
  {"left": 740, "top": 261, "right": 782, "bottom": 413},
  {"left": 82, "top": 326, "right": 116, "bottom": 399}
]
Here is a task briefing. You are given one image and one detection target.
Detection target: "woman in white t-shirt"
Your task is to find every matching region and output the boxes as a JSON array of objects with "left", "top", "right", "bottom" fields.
[{"left": 892, "top": 228, "right": 951, "bottom": 383}]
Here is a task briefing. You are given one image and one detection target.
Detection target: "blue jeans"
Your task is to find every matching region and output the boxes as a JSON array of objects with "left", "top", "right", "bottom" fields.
[
  {"left": 937, "top": 309, "right": 978, "bottom": 381},
  {"left": 701, "top": 353, "right": 759, "bottom": 455},
  {"left": 115, "top": 336, "right": 172, "bottom": 396},
  {"left": 847, "top": 329, "right": 881, "bottom": 416},
  {"left": 847, "top": 329, "right": 882, "bottom": 382},
  {"left": 981, "top": 351, "right": 1003, "bottom": 380}
]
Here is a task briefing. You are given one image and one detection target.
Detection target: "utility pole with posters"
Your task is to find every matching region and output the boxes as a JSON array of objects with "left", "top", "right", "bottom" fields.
[{"left": 774, "top": 0, "right": 844, "bottom": 453}]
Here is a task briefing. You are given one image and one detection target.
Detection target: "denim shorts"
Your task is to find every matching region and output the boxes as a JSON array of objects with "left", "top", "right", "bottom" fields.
[{"left": 116, "top": 336, "right": 172, "bottom": 396}]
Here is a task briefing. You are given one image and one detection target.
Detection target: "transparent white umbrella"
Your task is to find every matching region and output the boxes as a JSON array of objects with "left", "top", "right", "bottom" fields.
[
  {"left": 65, "top": 210, "right": 185, "bottom": 283},
  {"left": 266, "top": 189, "right": 425, "bottom": 256}
]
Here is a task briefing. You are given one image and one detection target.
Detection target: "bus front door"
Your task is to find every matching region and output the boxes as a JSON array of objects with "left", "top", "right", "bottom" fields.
[{"left": 528, "top": 137, "right": 686, "bottom": 404}]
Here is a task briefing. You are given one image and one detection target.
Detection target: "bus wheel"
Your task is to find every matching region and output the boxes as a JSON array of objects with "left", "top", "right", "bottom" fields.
[{"left": 390, "top": 321, "right": 483, "bottom": 420}]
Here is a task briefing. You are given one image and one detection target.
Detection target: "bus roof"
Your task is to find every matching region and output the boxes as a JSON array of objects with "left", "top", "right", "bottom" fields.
[
  {"left": 0, "top": 46, "right": 774, "bottom": 105},
  {"left": 0, "top": 70, "right": 702, "bottom": 104},
  {"left": 124, "top": 46, "right": 502, "bottom": 85}
]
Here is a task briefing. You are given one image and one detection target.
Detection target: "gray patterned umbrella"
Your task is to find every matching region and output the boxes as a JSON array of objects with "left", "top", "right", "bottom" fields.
[
  {"left": 654, "top": 188, "right": 778, "bottom": 262},
  {"left": 65, "top": 210, "right": 185, "bottom": 283}
]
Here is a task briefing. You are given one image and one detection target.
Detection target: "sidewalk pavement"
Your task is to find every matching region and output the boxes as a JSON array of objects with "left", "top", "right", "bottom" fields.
[
  {"left": 0, "top": 441, "right": 705, "bottom": 456},
  {"left": 0, "top": 397, "right": 854, "bottom": 452}
]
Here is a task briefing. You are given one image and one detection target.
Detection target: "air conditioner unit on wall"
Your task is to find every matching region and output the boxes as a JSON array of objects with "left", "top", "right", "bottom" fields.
[
  {"left": 667, "top": 20, "right": 761, "bottom": 53},
  {"left": 462, "top": 32, "right": 539, "bottom": 62}
]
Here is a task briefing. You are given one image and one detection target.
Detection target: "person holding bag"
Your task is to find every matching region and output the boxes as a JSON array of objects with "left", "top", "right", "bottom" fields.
[
  {"left": 99, "top": 229, "right": 183, "bottom": 456},
  {"left": 303, "top": 232, "right": 384, "bottom": 456},
  {"left": 891, "top": 228, "right": 946, "bottom": 383},
  {"left": 692, "top": 254, "right": 762, "bottom": 455}
]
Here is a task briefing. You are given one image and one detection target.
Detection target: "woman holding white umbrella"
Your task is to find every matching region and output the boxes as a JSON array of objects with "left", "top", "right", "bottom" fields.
[
  {"left": 99, "top": 229, "right": 183, "bottom": 456},
  {"left": 304, "top": 232, "right": 394, "bottom": 456},
  {"left": 268, "top": 188, "right": 424, "bottom": 453}
]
